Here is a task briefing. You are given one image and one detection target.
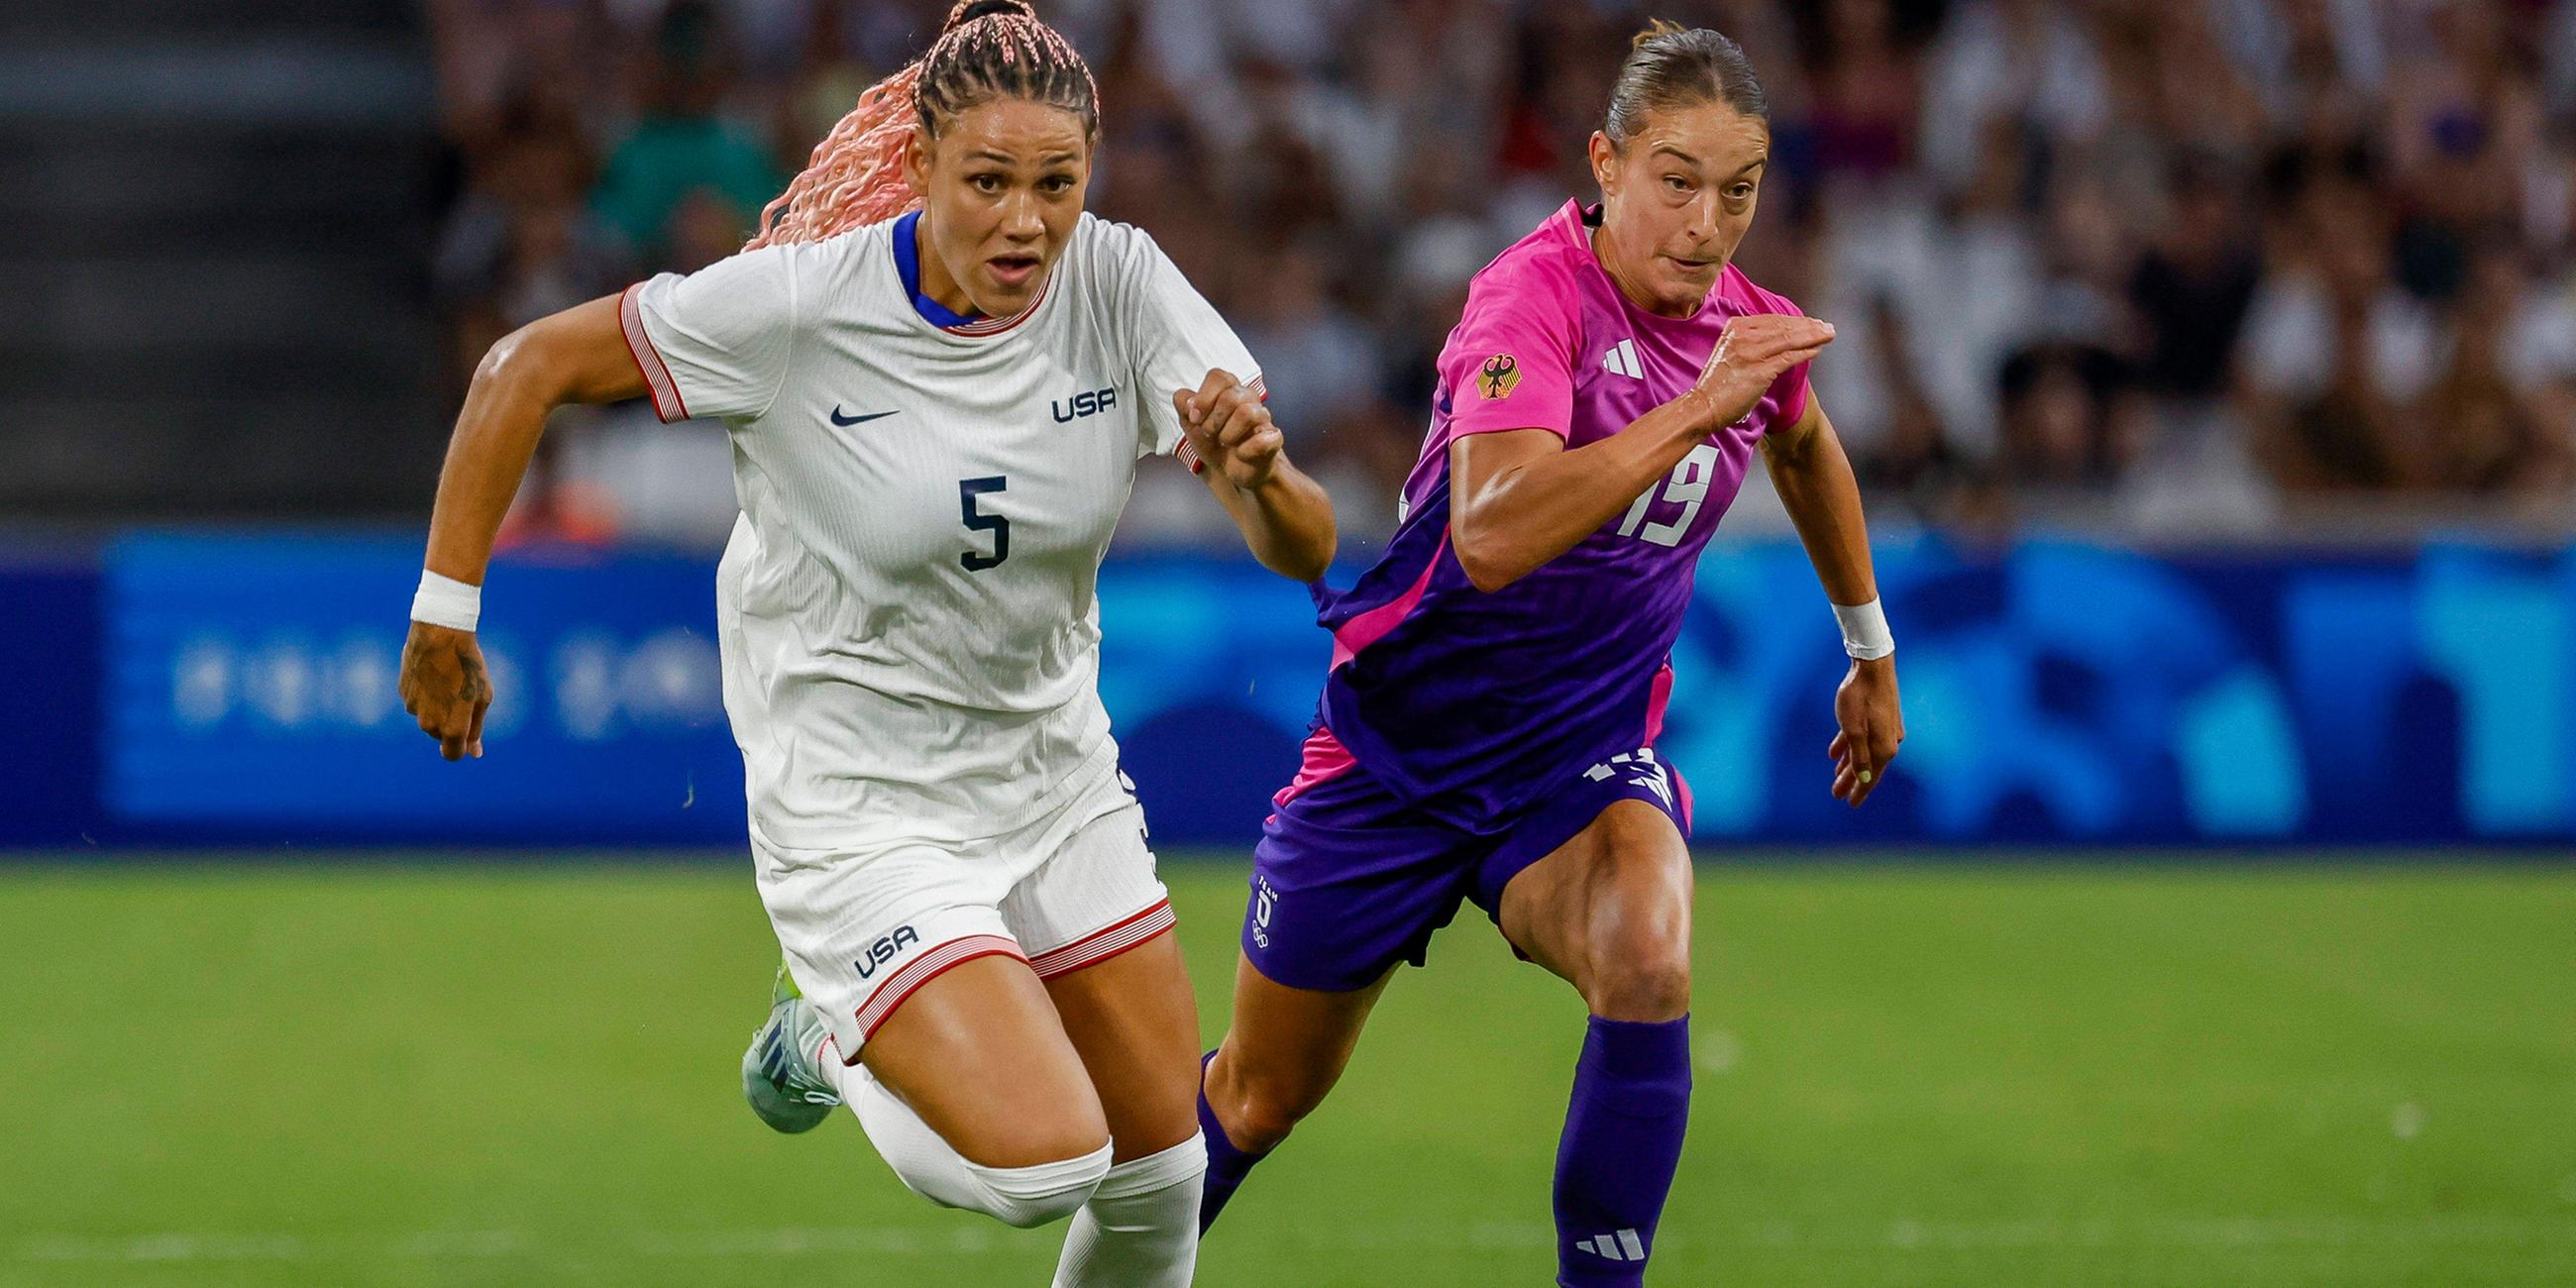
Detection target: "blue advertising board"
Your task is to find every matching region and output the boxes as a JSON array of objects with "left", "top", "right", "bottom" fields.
[
  {"left": 0, "top": 552, "right": 101, "bottom": 845},
  {"left": 102, "top": 532, "right": 744, "bottom": 844},
  {"left": 63, "top": 530, "right": 2576, "bottom": 848}
]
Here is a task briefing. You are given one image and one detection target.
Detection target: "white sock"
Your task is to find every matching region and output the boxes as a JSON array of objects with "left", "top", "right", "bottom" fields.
[
  {"left": 1050, "top": 1132, "right": 1208, "bottom": 1288},
  {"left": 841, "top": 1056, "right": 1111, "bottom": 1230}
]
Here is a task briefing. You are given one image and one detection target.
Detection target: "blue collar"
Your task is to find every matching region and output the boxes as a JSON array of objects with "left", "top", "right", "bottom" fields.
[{"left": 894, "top": 211, "right": 986, "bottom": 329}]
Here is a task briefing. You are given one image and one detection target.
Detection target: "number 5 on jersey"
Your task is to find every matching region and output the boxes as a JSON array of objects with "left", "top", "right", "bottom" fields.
[{"left": 959, "top": 476, "right": 1010, "bottom": 571}]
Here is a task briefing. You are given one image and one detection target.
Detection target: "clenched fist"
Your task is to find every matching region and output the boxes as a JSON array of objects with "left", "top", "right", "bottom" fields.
[
  {"left": 1174, "top": 368, "right": 1286, "bottom": 490},
  {"left": 399, "top": 621, "right": 491, "bottom": 761}
]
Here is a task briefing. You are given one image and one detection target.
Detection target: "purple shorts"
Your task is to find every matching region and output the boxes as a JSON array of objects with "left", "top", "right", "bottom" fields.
[{"left": 1242, "top": 737, "right": 1691, "bottom": 994}]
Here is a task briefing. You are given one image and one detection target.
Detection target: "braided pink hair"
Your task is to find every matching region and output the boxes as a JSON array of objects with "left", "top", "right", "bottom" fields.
[{"left": 747, "top": 0, "right": 1099, "bottom": 250}]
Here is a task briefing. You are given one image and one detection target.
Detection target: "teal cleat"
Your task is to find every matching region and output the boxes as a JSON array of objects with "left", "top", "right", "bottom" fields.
[{"left": 742, "top": 963, "right": 841, "bottom": 1134}]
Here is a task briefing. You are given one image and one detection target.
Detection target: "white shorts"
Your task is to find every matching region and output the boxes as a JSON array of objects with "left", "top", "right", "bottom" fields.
[{"left": 753, "top": 765, "right": 1174, "bottom": 1061}]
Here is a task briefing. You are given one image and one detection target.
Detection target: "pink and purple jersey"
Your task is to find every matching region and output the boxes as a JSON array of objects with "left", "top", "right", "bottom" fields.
[{"left": 1296, "top": 200, "right": 1812, "bottom": 830}]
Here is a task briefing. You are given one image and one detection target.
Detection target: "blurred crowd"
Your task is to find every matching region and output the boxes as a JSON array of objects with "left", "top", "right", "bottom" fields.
[{"left": 426, "top": 0, "right": 2576, "bottom": 548}]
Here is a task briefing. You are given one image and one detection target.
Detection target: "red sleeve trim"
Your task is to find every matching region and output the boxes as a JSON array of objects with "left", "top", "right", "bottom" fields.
[{"left": 619, "top": 281, "right": 691, "bottom": 423}]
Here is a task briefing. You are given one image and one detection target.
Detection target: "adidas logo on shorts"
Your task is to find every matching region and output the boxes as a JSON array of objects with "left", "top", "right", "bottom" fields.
[{"left": 1582, "top": 748, "right": 1671, "bottom": 807}]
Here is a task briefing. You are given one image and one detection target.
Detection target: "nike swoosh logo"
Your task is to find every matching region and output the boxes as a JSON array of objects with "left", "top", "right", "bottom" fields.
[{"left": 829, "top": 406, "right": 899, "bottom": 427}]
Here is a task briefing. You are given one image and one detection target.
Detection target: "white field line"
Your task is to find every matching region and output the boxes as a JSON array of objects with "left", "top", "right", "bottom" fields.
[{"left": 9, "top": 1215, "right": 2570, "bottom": 1264}]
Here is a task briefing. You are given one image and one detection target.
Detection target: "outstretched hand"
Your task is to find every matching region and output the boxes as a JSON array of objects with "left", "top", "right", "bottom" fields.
[
  {"left": 1687, "top": 314, "right": 1835, "bottom": 431},
  {"left": 399, "top": 621, "right": 491, "bottom": 761},
  {"left": 1828, "top": 657, "right": 1902, "bottom": 806},
  {"left": 1174, "top": 368, "right": 1285, "bottom": 490}
]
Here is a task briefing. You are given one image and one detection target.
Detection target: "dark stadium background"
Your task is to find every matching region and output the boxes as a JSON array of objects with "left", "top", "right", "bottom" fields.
[{"left": 3, "top": 1, "right": 2571, "bottom": 1285}]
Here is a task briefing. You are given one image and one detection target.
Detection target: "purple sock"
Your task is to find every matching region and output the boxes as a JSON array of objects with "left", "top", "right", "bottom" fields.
[
  {"left": 1197, "top": 1050, "right": 1271, "bottom": 1234},
  {"left": 1554, "top": 1016, "right": 1692, "bottom": 1287}
]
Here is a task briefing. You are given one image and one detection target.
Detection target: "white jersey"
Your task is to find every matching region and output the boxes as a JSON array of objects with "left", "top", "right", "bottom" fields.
[{"left": 618, "top": 213, "right": 1259, "bottom": 850}]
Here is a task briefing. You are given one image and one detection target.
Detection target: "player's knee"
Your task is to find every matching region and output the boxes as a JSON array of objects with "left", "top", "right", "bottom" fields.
[
  {"left": 962, "top": 1113, "right": 1114, "bottom": 1174},
  {"left": 1228, "top": 1096, "right": 1306, "bottom": 1154},
  {"left": 1583, "top": 948, "right": 1692, "bottom": 1021},
  {"left": 960, "top": 1140, "right": 1115, "bottom": 1229},
  {"left": 1223, "top": 1070, "right": 1329, "bottom": 1153}
]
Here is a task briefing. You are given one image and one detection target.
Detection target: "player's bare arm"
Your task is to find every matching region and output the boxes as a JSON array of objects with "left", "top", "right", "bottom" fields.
[
  {"left": 399, "top": 293, "right": 643, "bottom": 761},
  {"left": 1760, "top": 394, "right": 1902, "bottom": 805},
  {"left": 1174, "top": 368, "right": 1337, "bottom": 582},
  {"left": 1448, "top": 312, "right": 1833, "bottom": 593}
]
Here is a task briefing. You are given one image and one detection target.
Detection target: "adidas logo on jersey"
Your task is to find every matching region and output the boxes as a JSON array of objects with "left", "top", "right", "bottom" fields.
[
  {"left": 1601, "top": 339, "right": 1644, "bottom": 379},
  {"left": 1575, "top": 1230, "right": 1648, "bottom": 1260}
]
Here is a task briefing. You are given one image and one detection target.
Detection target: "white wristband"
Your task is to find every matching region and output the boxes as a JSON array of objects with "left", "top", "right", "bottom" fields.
[
  {"left": 1832, "top": 598, "right": 1893, "bottom": 661},
  {"left": 411, "top": 570, "right": 482, "bottom": 632}
]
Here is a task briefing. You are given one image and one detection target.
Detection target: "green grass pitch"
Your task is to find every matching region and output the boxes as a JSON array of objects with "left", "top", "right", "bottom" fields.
[{"left": 1, "top": 858, "right": 2570, "bottom": 1286}]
